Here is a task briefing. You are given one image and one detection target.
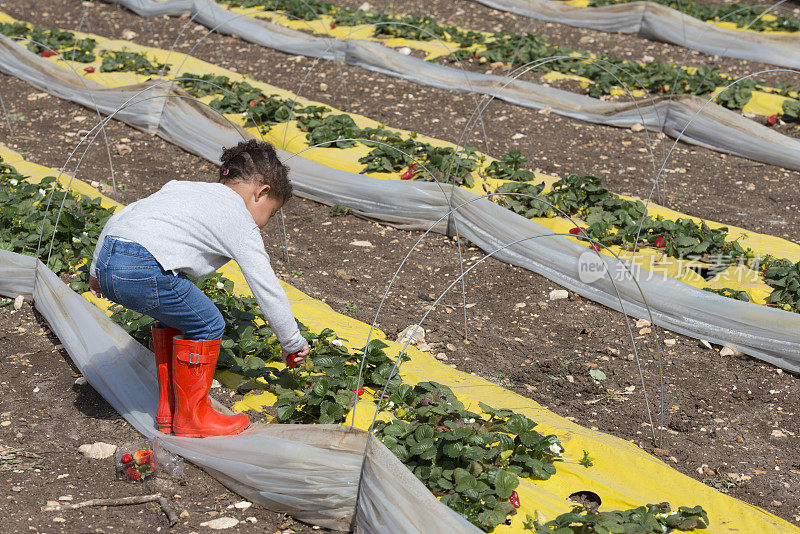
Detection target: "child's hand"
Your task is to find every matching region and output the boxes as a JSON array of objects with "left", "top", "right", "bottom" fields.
[
  {"left": 89, "top": 275, "right": 104, "bottom": 299},
  {"left": 282, "top": 342, "right": 310, "bottom": 367}
]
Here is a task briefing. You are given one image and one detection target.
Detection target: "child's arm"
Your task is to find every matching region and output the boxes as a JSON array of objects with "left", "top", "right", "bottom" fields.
[{"left": 232, "top": 228, "right": 307, "bottom": 355}]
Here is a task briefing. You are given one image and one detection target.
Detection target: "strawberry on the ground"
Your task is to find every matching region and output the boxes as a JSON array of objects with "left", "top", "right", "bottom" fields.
[
  {"left": 83, "top": 66, "right": 95, "bottom": 73},
  {"left": 767, "top": 115, "right": 778, "bottom": 126},
  {"left": 568, "top": 227, "right": 585, "bottom": 235},
  {"left": 400, "top": 170, "right": 414, "bottom": 180},
  {"left": 330, "top": 22, "right": 336, "bottom": 29},
  {"left": 133, "top": 448, "right": 153, "bottom": 464},
  {"left": 509, "top": 490, "right": 520, "bottom": 508},
  {"left": 591, "top": 243, "right": 602, "bottom": 252}
]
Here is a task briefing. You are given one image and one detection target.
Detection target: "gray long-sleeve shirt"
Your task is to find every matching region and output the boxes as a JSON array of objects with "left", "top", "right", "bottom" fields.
[{"left": 90, "top": 180, "right": 305, "bottom": 352}]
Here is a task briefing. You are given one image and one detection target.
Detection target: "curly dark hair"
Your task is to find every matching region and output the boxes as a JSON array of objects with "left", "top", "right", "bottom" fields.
[{"left": 219, "top": 139, "right": 292, "bottom": 204}]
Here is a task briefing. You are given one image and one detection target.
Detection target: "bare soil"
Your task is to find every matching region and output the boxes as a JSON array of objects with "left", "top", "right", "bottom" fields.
[{"left": 1, "top": 0, "right": 800, "bottom": 529}]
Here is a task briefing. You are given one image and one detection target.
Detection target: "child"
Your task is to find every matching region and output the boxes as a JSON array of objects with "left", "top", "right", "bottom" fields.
[{"left": 88, "top": 139, "right": 310, "bottom": 438}]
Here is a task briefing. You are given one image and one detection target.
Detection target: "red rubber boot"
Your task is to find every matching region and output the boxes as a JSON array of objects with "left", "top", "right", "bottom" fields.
[
  {"left": 171, "top": 337, "right": 250, "bottom": 438},
  {"left": 150, "top": 324, "right": 182, "bottom": 434}
]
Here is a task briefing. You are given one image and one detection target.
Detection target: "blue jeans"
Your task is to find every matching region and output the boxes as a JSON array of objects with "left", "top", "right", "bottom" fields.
[{"left": 95, "top": 236, "right": 224, "bottom": 341}]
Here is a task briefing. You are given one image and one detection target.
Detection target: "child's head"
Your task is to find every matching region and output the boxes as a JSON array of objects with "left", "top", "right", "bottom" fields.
[
  {"left": 219, "top": 139, "right": 292, "bottom": 203},
  {"left": 219, "top": 140, "right": 292, "bottom": 228}
]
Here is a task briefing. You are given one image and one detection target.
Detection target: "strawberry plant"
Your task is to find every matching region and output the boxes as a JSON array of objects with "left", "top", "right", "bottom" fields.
[
  {"left": 0, "top": 22, "right": 97, "bottom": 62},
  {"left": 0, "top": 157, "right": 115, "bottom": 292},
  {"left": 531, "top": 503, "right": 709, "bottom": 533},
  {"left": 703, "top": 287, "right": 750, "bottom": 302},
  {"left": 100, "top": 50, "right": 169, "bottom": 75}
]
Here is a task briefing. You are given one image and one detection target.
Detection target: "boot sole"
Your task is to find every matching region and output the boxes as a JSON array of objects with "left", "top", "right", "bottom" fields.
[{"left": 172, "top": 421, "right": 249, "bottom": 438}]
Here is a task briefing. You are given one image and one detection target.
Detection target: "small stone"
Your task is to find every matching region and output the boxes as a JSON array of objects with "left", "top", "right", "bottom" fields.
[
  {"left": 605, "top": 347, "right": 620, "bottom": 356},
  {"left": 52, "top": 518, "right": 66, "bottom": 523},
  {"left": 58, "top": 495, "right": 73, "bottom": 501},
  {"left": 211, "top": 379, "right": 221, "bottom": 389},
  {"left": 199, "top": 517, "right": 239, "bottom": 529},
  {"left": 0, "top": 421, "right": 10, "bottom": 427},
  {"left": 719, "top": 346, "right": 743, "bottom": 357},
  {"left": 511, "top": 132, "right": 526, "bottom": 140},
  {"left": 630, "top": 123, "right": 645, "bottom": 132},
  {"left": 397, "top": 46, "right": 411, "bottom": 55},
  {"left": 90, "top": 180, "right": 100, "bottom": 188},
  {"left": 13, "top": 295, "right": 24, "bottom": 310},
  {"left": 319, "top": 82, "right": 328, "bottom": 91},
  {"left": 74, "top": 377, "right": 87, "bottom": 386},
  {"left": 446, "top": 343, "right": 456, "bottom": 351},
  {"left": 233, "top": 501, "right": 251, "bottom": 510},
  {"left": 396, "top": 325, "right": 425, "bottom": 346},
  {"left": 777, "top": 369, "right": 784, "bottom": 375},
  {"left": 537, "top": 106, "right": 552, "bottom": 115},
  {"left": 565, "top": 375, "right": 574, "bottom": 383},
  {"left": 726, "top": 473, "right": 741, "bottom": 482},
  {"left": 699, "top": 340, "right": 713, "bottom": 350},
  {"left": 639, "top": 327, "right": 651, "bottom": 335},
  {"left": 350, "top": 240, "right": 373, "bottom": 247},
  {"left": 121, "top": 29, "right": 138, "bottom": 40},
  {"left": 771, "top": 501, "right": 783, "bottom": 507},
  {"left": 663, "top": 339, "right": 676, "bottom": 346},
  {"left": 435, "top": 353, "right": 448, "bottom": 361},
  {"left": 745, "top": 183, "right": 755, "bottom": 191},
  {"left": 11, "top": 486, "right": 21, "bottom": 492},
  {"left": 78, "top": 442, "right": 117, "bottom": 459},
  {"left": 770, "top": 429, "right": 787, "bottom": 439},
  {"left": 180, "top": 510, "right": 190, "bottom": 519},
  {"left": 653, "top": 448, "right": 670, "bottom": 457},
  {"left": 634, "top": 318, "right": 650, "bottom": 328},
  {"left": 548, "top": 289, "right": 568, "bottom": 301},
  {"left": 246, "top": 517, "right": 257, "bottom": 523}
]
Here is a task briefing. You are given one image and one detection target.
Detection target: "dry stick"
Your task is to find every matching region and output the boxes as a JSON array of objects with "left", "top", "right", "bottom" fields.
[{"left": 42, "top": 494, "right": 179, "bottom": 526}]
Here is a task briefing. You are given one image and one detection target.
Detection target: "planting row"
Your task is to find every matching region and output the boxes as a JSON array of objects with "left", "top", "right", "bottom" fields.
[
  {"left": 0, "top": 154, "right": 709, "bottom": 532},
  {"left": 177, "top": 71, "right": 800, "bottom": 313},
  {"left": 558, "top": 0, "right": 800, "bottom": 33},
  {"left": 215, "top": 0, "right": 800, "bottom": 125}
]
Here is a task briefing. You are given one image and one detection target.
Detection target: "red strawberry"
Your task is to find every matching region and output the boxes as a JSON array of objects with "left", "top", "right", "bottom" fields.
[
  {"left": 83, "top": 66, "right": 95, "bottom": 73},
  {"left": 569, "top": 227, "right": 584, "bottom": 235},
  {"left": 120, "top": 453, "right": 133, "bottom": 464},
  {"left": 330, "top": 22, "right": 337, "bottom": 29},
  {"left": 408, "top": 163, "right": 418, "bottom": 170},
  {"left": 286, "top": 352, "right": 303, "bottom": 368},
  {"left": 400, "top": 170, "right": 414, "bottom": 180},
  {"left": 41, "top": 50, "right": 54, "bottom": 57},
  {"left": 654, "top": 237, "right": 667, "bottom": 248},
  {"left": 509, "top": 490, "right": 520, "bottom": 508},
  {"left": 133, "top": 448, "right": 153, "bottom": 464},
  {"left": 126, "top": 467, "right": 141, "bottom": 481},
  {"left": 353, "top": 387, "right": 365, "bottom": 397},
  {"left": 591, "top": 243, "right": 601, "bottom": 252},
  {"left": 249, "top": 99, "right": 258, "bottom": 107},
  {"left": 767, "top": 114, "right": 778, "bottom": 126}
]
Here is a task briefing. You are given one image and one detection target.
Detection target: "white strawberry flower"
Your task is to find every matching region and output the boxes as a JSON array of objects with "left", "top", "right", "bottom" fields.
[
  {"left": 39, "top": 188, "right": 46, "bottom": 196},
  {"left": 332, "top": 338, "right": 344, "bottom": 346},
  {"left": 9, "top": 179, "right": 18, "bottom": 185},
  {"left": 72, "top": 236, "right": 80, "bottom": 243},
  {"left": 549, "top": 443, "right": 563, "bottom": 456},
  {"left": 216, "top": 281, "right": 224, "bottom": 289}
]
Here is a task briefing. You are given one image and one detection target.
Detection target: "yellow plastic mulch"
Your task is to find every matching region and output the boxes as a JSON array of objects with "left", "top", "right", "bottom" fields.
[{"left": 3, "top": 142, "right": 798, "bottom": 533}]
